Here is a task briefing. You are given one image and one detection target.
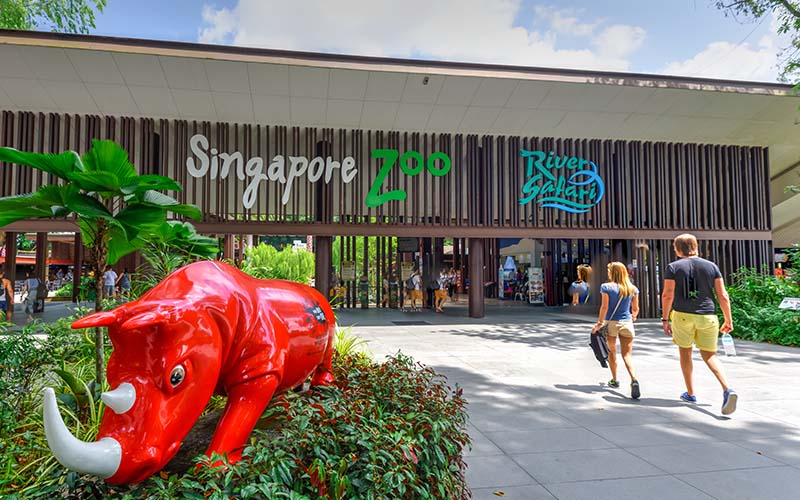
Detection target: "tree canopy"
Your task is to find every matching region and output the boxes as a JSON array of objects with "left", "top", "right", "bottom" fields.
[{"left": 0, "top": 0, "right": 106, "bottom": 33}]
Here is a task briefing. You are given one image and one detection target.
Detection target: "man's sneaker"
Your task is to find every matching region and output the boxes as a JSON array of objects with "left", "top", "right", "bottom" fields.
[
  {"left": 722, "top": 389, "right": 738, "bottom": 415},
  {"left": 608, "top": 379, "right": 620, "bottom": 388},
  {"left": 680, "top": 392, "right": 697, "bottom": 403},
  {"left": 631, "top": 380, "right": 641, "bottom": 400}
]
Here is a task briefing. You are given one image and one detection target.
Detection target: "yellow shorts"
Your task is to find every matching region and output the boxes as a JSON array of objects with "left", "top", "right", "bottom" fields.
[
  {"left": 606, "top": 320, "right": 635, "bottom": 338},
  {"left": 671, "top": 311, "right": 719, "bottom": 352},
  {"left": 411, "top": 290, "right": 423, "bottom": 301},
  {"left": 434, "top": 289, "right": 447, "bottom": 301}
]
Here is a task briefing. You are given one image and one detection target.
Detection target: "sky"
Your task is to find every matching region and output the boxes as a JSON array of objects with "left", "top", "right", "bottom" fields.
[{"left": 90, "top": 0, "right": 789, "bottom": 83}]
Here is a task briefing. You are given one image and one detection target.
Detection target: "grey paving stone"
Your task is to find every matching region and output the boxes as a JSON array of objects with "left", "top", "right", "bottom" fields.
[
  {"left": 465, "top": 455, "right": 537, "bottom": 489},
  {"left": 471, "top": 485, "right": 557, "bottom": 500},
  {"left": 469, "top": 407, "right": 580, "bottom": 433},
  {"left": 545, "top": 475, "right": 716, "bottom": 500},
  {"left": 589, "top": 422, "right": 717, "bottom": 448},
  {"left": 466, "top": 426, "right": 505, "bottom": 457},
  {"left": 732, "top": 436, "right": 800, "bottom": 466},
  {"left": 512, "top": 448, "right": 664, "bottom": 484},
  {"left": 678, "top": 465, "right": 800, "bottom": 500},
  {"left": 626, "top": 441, "right": 781, "bottom": 474},
  {"left": 485, "top": 427, "right": 616, "bottom": 455}
]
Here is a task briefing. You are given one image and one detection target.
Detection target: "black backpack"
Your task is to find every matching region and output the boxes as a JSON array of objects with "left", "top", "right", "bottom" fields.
[{"left": 405, "top": 276, "right": 415, "bottom": 289}]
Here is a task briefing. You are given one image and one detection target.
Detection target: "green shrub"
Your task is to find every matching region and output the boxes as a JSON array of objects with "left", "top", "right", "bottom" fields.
[
  {"left": 725, "top": 263, "right": 800, "bottom": 346},
  {"left": 242, "top": 244, "right": 315, "bottom": 285},
  {"left": 2, "top": 332, "right": 470, "bottom": 499}
]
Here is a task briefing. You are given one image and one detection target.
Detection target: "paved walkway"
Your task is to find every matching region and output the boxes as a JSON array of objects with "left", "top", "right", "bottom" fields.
[{"left": 339, "top": 305, "right": 800, "bottom": 500}]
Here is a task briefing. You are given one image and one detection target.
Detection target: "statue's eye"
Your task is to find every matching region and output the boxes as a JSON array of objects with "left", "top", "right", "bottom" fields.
[{"left": 169, "top": 366, "right": 185, "bottom": 387}]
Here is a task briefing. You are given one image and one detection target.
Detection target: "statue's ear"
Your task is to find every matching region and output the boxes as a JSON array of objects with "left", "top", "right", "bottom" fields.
[{"left": 72, "top": 310, "right": 119, "bottom": 329}]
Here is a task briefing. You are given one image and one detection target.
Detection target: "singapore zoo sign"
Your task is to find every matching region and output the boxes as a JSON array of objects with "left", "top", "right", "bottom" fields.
[{"left": 186, "top": 135, "right": 604, "bottom": 213}]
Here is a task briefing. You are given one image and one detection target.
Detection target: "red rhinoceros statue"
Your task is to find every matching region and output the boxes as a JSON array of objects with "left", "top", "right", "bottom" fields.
[{"left": 42, "top": 260, "right": 336, "bottom": 484}]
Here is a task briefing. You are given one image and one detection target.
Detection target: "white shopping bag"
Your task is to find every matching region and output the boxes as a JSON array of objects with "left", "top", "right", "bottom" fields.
[{"left": 720, "top": 333, "right": 736, "bottom": 356}]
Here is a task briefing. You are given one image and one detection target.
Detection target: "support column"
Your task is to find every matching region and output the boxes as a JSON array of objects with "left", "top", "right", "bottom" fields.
[
  {"left": 469, "top": 237, "right": 485, "bottom": 318},
  {"left": 72, "top": 232, "right": 83, "bottom": 303},
  {"left": 315, "top": 236, "right": 331, "bottom": 300},
  {"left": 35, "top": 232, "right": 48, "bottom": 313},
  {"left": 223, "top": 234, "right": 235, "bottom": 261},
  {"left": 3, "top": 231, "right": 18, "bottom": 283}
]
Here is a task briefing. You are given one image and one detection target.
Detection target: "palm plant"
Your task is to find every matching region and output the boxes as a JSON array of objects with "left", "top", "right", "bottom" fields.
[{"left": 0, "top": 140, "right": 202, "bottom": 385}]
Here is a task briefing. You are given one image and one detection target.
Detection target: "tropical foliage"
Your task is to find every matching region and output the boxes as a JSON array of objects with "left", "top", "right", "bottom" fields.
[
  {"left": 725, "top": 246, "right": 800, "bottom": 346},
  {"left": 0, "top": 140, "right": 202, "bottom": 385},
  {"left": 241, "top": 243, "right": 315, "bottom": 284}
]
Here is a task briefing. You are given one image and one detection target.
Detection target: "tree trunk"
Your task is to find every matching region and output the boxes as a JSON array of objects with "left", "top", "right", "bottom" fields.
[{"left": 91, "top": 223, "right": 108, "bottom": 387}]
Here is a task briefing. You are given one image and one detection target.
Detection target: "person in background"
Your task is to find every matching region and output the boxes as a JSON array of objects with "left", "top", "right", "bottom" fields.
[
  {"left": 570, "top": 264, "right": 592, "bottom": 306},
  {"left": 381, "top": 275, "right": 390, "bottom": 308},
  {"left": 0, "top": 266, "right": 14, "bottom": 322},
  {"left": 102, "top": 266, "right": 118, "bottom": 299},
  {"left": 23, "top": 270, "right": 41, "bottom": 322},
  {"left": 447, "top": 267, "right": 457, "bottom": 303},
  {"left": 593, "top": 262, "right": 640, "bottom": 399},
  {"left": 410, "top": 270, "right": 422, "bottom": 312},
  {"left": 661, "top": 233, "right": 737, "bottom": 415},
  {"left": 65, "top": 269, "right": 73, "bottom": 281},
  {"left": 56, "top": 268, "right": 65, "bottom": 280},
  {"left": 116, "top": 268, "right": 131, "bottom": 300},
  {"left": 434, "top": 270, "right": 449, "bottom": 313}
]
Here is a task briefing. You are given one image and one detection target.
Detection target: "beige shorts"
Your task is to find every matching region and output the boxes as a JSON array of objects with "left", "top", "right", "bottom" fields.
[{"left": 606, "top": 320, "right": 635, "bottom": 338}]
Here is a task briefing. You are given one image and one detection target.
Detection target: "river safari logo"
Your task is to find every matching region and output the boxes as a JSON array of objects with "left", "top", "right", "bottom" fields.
[{"left": 518, "top": 149, "right": 605, "bottom": 214}]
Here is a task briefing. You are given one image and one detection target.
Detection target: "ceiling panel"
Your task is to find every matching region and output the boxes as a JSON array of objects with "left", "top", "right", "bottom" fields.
[
  {"left": 160, "top": 56, "right": 209, "bottom": 90},
  {"left": 172, "top": 89, "right": 216, "bottom": 118},
  {"left": 521, "top": 110, "right": 567, "bottom": 136},
  {"left": 329, "top": 69, "right": 368, "bottom": 100},
  {"left": 205, "top": 59, "right": 250, "bottom": 93},
  {"left": 129, "top": 86, "right": 179, "bottom": 117},
  {"left": 365, "top": 72, "right": 407, "bottom": 101},
  {"left": 0, "top": 78, "right": 56, "bottom": 109},
  {"left": 65, "top": 49, "right": 124, "bottom": 84},
  {"left": 401, "top": 74, "right": 444, "bottom": 104},
  {"left": 18, "top": 47, "right": 80, "bottom": 81},
  {"left": 85, "top": 83, "right": 138, "bottom": 114},
  {"left": 637, "top": 88, "right": 685, "bottom": 115},
  {"left": 394, "top": 102, "right": 433, "bottom": 130},
  {"left": 472, "top": 79, "right": 517, "bottom": 107},
  {"left": 604, "top": 87, "right": 655, "bottom": 113},
  {"left": 290, "top": 96, "right": 327, "bottom": 125},
  {"left": 661, "top": 89, "right": 714, "bottom": 117},
  {"left": 289, "top": 66, "right": 329, "bottom": 98},
  {"left": 212, "top": 91, "right": 254, "bottom": 122},
  {"left": 248, "top": 63, "right": 290, "bottom": 96},
  {"left": 540, "top": 83, "right": 621, "bottom": 112},
  {"left": 492, "top": 108, "right": 534, "bottom": 135},
  {"left": 505, "top": 80, "right": 552, "bottom": 109},
  {"left": 555, "top": 111, "right": 628, "bottom": 138},
  {"left": 113, "top": 53, "right": 168, "bottom": 87},
  {"left": 252, "top": 94, "right": 290, "bottom": 124},
  {"left": 615, "top": 113, "right": 660, "bottom": 139},
  {"left": 436, "top": 76, "right": 481, "bottom": 106},
  {"left": 0, "top": 45, "right": 34, "bottom": 78},
  {"left": 326, "top": 99, "right": 363, "bottom": 127},
  {"left": 0, "top": 87, "right": 13, "bottom": 108},
  {"left": 41, "top": 81, "right": 97, "bottom": 112},
  {"left": 360, "top": 100, "right": 399, "bottom": 129},
  {"left": 459, "top": 106, "right": 501, "bottom": 132},
  {"left": 426, "top": 105, "right": 467, "bottom": 131},
  {"left": 702, "top": 93, "right": 774, "bottom": 120}
]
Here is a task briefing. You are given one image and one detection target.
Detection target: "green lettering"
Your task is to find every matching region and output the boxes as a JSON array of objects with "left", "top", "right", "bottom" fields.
[
  {"left": 365, "top": 149, "right": 406, "bottom": 208},
  {"left": 400, "top": 150, "right": 424, "bottom": 176},
  {"left": 427, "top": 151, "right": 451, "bottom": 176}
]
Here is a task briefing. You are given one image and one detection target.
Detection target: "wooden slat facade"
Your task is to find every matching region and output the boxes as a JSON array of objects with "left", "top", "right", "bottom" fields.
[{"left": 0, "top": 112, "right": 774, "bottom": 317}]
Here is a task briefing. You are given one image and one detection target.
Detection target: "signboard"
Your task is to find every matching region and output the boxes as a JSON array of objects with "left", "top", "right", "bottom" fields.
[
  {"left": 397, "top": 237, "right": 419, "bottom": 253},
  {"left": 528, "top": 267, "right": 544, "bottom": 304},
  {"left": 341, "top": 261, "right": 356, "bottom": 281},
  {"left": 779, "top": 297, "right": 800, "bottom": 310},
  {"left": 186, "top": 134, "right": 452, "bottom": 210},
  {"left": 400, "top": 262, "right": 415, "bottom": 281},
  {"left": 518, "top": 149, "right": 605, "bottom": 214}
]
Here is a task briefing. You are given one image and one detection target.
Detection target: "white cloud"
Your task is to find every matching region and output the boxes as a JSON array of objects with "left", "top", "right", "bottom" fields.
[
  {"left": 534, "top": 6, "right": 597, "bottom": 37},
  {"left": 197, "top": 0, "right": 647, "bottom": 72},
  {"left": 661, "top": 35, "right": 779, "bottom": 81}
]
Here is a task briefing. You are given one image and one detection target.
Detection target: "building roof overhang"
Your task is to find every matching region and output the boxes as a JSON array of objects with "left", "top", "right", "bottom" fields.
[{"left": 0, "top": 30, "right": 797, "bottom": 246}]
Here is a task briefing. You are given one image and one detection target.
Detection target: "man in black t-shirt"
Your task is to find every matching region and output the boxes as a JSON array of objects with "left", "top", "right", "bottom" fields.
[{"left": 661, "top": 233, "right": 737, "bottom": 415}]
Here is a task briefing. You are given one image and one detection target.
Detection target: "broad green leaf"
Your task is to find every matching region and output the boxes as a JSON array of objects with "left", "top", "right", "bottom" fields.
[
  {"left": 121, "top": 174, "right": 182, "bottom": 195},
  {"left": 0, "top": 207, "right": 53, "bottom": 226},
  {"left": 77, "top": 218, "right": 99, "bottom": 246},
  {"left": 82, "top": 139, "right": 137, "bottom": 181},
  {"left": 106, "top": 226, "right": 146, "bottom": 265},
  {"left": 139, "top": 190, "right": 203, "bottom": 221},
  {"left": 66, "top": 171, "right": 124, "bottom": 194},
  {"left": 64, "top": 192, "right": 113, "bottom": 220},
  {"left": 115, "top": 204, "right": 167, "bottom": 240},
  {"left": 0, "top": 148, "right": 81, "bottom": 178},
  {"left": 0, "top": 192, "right": 40, "bottom": 211}
]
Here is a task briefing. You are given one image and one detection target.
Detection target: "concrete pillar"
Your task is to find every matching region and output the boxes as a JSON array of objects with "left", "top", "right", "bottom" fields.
[
  {"left": 315, "top": 236, "right": 331, "bottom": 300},
  {"left": 35, "top": 232, "right": 48, "bottom": 312},
  {"left": 469, "top": 237, "right": 485, "bottom": 318}
]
